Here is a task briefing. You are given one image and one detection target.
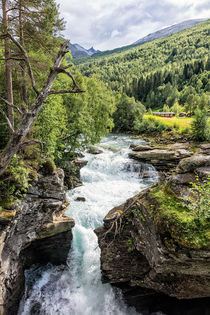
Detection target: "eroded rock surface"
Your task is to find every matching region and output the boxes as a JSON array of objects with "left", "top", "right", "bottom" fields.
[
  {"left": 129, "top": 144, "right": 193, "bottom": 172},
  {"left": 95, "top": 148, "right": 210, "bottom": 313},
  {"left": 0, "top": 169, "right": 74, "bottom": 314},
  {"left": 63, "top": 159, "right": 88, "bottom": 189}
]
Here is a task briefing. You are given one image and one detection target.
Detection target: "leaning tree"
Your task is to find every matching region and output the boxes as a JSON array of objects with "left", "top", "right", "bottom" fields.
[{"left": 0, "top": 0, "right": 83, "bottom": 176}]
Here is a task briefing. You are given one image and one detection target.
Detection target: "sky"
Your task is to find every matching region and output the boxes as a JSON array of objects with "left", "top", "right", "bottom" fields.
[{"left": 55, "top": 0, "right": 210, "bottom": 51}]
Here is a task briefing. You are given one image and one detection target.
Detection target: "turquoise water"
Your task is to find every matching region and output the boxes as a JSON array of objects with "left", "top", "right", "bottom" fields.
[{"left": 19, "top": 134, "right": 158, "bottom": 315}]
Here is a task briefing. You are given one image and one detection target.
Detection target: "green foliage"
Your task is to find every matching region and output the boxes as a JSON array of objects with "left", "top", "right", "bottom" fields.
[
  {"left": 47, "top": 71, "right": 116, "bottom": 164},
  {"left": 191, "top": 108, "right": 210, "bottom": 141},
  {"left": 127, "top": 238, "right": 133, "bottom": 252},
  {"left": 113, "top": 93, "right": 145, "bottom": 132},
  {"left": 0, "top": 155, "right": 31, "bottom": 207},
  {"left": 135, "top": 116, "right": 169, "bottom": 134},
  {"left": 183, "top": 177, "right": 210, "bottom": 221},
  {"left": 170, "top": 101, "right": 184, "bottom": 116},
  {"left": 33, "top": 93, "right": 67, "bottom": 157},
  {"left": 151, "top": 184, "right": 210, "bottom": 249},
  {"left": 162, "top": 104, "right": 170, "bottom": 112}
]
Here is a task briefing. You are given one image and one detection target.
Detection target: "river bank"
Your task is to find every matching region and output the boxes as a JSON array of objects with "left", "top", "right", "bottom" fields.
[
  {"left": 1, "top": 134, "right": 209, "bottom": 314},
  {"left": 95, "top": 137, "right": 210, "bottom": 314}
]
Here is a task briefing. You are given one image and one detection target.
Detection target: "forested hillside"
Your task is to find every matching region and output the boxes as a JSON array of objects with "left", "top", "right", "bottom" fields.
[{"left": 78, "top": 20, "right": 210, "bottom": 111}]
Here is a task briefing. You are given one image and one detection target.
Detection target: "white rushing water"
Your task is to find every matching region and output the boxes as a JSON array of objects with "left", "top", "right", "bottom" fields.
[{"left": 19, "top": 134, "right": 158, "bottom": 315}]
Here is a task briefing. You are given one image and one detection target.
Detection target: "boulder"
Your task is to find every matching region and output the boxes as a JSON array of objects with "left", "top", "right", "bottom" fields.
[
  {"left": 196, "top": 167, "right": 210, "bottom": 179},
  {"left": 129, "top": 148, "right": 192, "bottom": 172},
  {"left": 177, "top": 155, "right": 210, "bottom": 173},
  {"left": 95, "top": 188, "right": 210, "bottom": 302},
  {"left": 87, "top": 146, "right": 103, "bottom": 154},
  {"left": 198, "top": 143, "right": 210, "bottom": 155},
  {"left": 75, "top": 196, "right": 86, "bottom": 202},
  {"left": 130, "top": 144, "right": 153, "bottom": 151}
]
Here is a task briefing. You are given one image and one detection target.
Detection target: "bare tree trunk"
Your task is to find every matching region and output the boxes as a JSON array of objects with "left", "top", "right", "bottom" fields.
[
  {"left": 0, "top": 42, "right": 70, "bottom": 176},
  {"left": 2, "top": 0, "right": 14, "bottom": 130},
  {"left": 19, "top": 0, "right": 28, "bottom": 105}
]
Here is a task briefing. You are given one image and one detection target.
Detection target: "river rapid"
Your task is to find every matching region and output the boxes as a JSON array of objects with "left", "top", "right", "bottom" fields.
[{"left": 18, "top": 134, "right": 158, "bottom": 315}]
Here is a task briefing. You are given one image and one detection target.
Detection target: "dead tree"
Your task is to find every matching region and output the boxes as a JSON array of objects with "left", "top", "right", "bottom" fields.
[{"left": 0, "top": 34, "right": 84, "bottom": 176}]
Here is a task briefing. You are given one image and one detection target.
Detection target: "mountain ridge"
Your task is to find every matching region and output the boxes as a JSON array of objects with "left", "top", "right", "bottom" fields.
[
  {"left": 74, "top": 18, "right": 208, "bottom": 62},
  {"left": 133, "top": 19, "right": 206, "bottom": 45},
  {"left": 69, "top": 43, "right": 100, "bottom": 58}
]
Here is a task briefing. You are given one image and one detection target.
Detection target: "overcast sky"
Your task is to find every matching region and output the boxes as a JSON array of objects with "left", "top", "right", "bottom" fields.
[{"left": 55, "top": 0, "right": 210, "bottom": 51}]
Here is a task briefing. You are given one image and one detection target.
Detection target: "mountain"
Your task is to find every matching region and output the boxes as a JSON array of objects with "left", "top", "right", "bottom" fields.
[
  {"left": 69, "top": 43, "right": 100, "bottom": 58},
  {"left": 78, "top": 19, "right": 209, "bottom": 111},
  {"left": 75, "top": 19, "right": 206, "bottom": 63},
  {"left": 133, "top": 19, "right": 205, "bottom": 45}
]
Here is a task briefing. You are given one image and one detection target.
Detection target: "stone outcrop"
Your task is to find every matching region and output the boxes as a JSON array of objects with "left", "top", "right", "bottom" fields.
[
  {"left": 87, "top": 146, "right": 103, "bottom": 155},
  {"left": 177, "top": 154, "right": 210, "bottom": 173},
  {"left": 0, "top": 169, "right": 74, "bottom": 314},
  {"left": 130, "top": 144, "right": 153, "bottom": 151},
  {"left": 95, "top": 148, "right": 210, "bottom": 314},
  {"left": 95, "top": 188, "right": 210, "bottom": 297},
  {"left": 129, "top": 143, "right": 193, "bottom": 172},
  {"left": 63, "top": 159, "right": 88, "bottom": 189}
]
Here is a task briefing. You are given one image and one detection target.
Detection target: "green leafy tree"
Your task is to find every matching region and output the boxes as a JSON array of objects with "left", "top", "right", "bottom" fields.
[
  {"left": 113, "top": 93, "right": 145, "bottom": 132},
  {"left": 191, "top": 108, "right": 209, "bottom": 141}
]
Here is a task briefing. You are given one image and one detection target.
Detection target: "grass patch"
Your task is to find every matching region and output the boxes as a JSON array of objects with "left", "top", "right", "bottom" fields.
[
  {"left": 144, "top": 115, "right": 192, "bottom": 132},
  {"left": 150, "top": 184, "right": 210, "bottom": 249}
]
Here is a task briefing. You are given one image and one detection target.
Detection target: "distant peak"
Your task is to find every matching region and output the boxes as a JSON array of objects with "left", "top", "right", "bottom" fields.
[{"left": 69, "top": 43, "right": 100, "bottom": 59}]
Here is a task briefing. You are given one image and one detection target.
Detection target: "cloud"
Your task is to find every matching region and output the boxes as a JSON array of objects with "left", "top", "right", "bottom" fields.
[{"left": 55, "top": 0, "right": 210, "bottom": 50}]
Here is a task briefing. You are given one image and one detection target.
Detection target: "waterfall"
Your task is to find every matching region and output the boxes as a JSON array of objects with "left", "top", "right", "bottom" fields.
[{"left": 18, "top": 134, "right": 158, "bottom": 315}]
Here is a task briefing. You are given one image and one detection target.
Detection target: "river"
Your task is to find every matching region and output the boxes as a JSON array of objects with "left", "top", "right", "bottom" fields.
[{"left": 18, "top": 134, "right": 158, "bottom": 315}]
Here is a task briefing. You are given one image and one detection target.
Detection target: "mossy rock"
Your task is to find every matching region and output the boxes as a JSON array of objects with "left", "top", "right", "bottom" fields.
[
  {"left": 0, "top": 209, "right": 16, "bottom": 224},
  {"left": 150, "top": 184, "right": 210, "bottom": 249}
]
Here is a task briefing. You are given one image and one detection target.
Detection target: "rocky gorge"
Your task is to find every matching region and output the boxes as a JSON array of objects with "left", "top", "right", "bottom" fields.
[
  {"left": 95, "top": 141, "right": 210, "bottom": 314},
  {"left": 0, "top": 167, "right": 75, "bottom": 314},
  {"left": 0, "top": 137, "right": 209, "bottom": 315}
]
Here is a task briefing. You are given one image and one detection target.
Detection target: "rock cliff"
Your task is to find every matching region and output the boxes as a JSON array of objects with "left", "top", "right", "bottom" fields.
[
  {"left": 0, "top": 168, "right": 74, "bottom": 314},
  {"left": 95, "top": 148, "right": 210, "bottom": 314}
]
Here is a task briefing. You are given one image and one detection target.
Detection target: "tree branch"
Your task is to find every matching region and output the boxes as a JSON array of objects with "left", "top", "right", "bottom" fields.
[
  {"left": 0, "top": 108, "right": 14, "bottom": 133},
  {"left": 6, "top": 33, "right": 39, "bottom": 96},
  {"left": 0, "top": 98, "right": 23, "bottom": 115},
  {"left": 54, "top": 67, "right": 81, "bottom": 90}
]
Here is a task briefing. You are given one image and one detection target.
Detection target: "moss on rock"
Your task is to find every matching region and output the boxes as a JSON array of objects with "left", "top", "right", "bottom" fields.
[{"left": 150, "top": 184, "right": 210, "bottom": 249}]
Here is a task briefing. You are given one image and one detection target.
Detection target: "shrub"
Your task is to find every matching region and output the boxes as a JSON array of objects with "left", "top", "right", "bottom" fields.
[
  {"left": 191, "top": 109, "right": 209, "bottom": 141},
  {"left": 41, "top": 159, "right": 56, "bottom": 175},
  {"left": 183, "top": 177, "right": 210, "bottom": 221},
  {"left": 0, "top": 155, "right": 31, "bottom": 207}
]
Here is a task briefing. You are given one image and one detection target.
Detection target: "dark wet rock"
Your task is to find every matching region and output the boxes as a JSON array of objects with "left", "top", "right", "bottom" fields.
[
  {"left": 62, "top": 159, "right": 88, "bottom": 189},
  {"left": 75, "top": 196, "right": 86, "bottom": 202},
  {"left": 0, "top": 169, "right": 74, "bottom": 314}
]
